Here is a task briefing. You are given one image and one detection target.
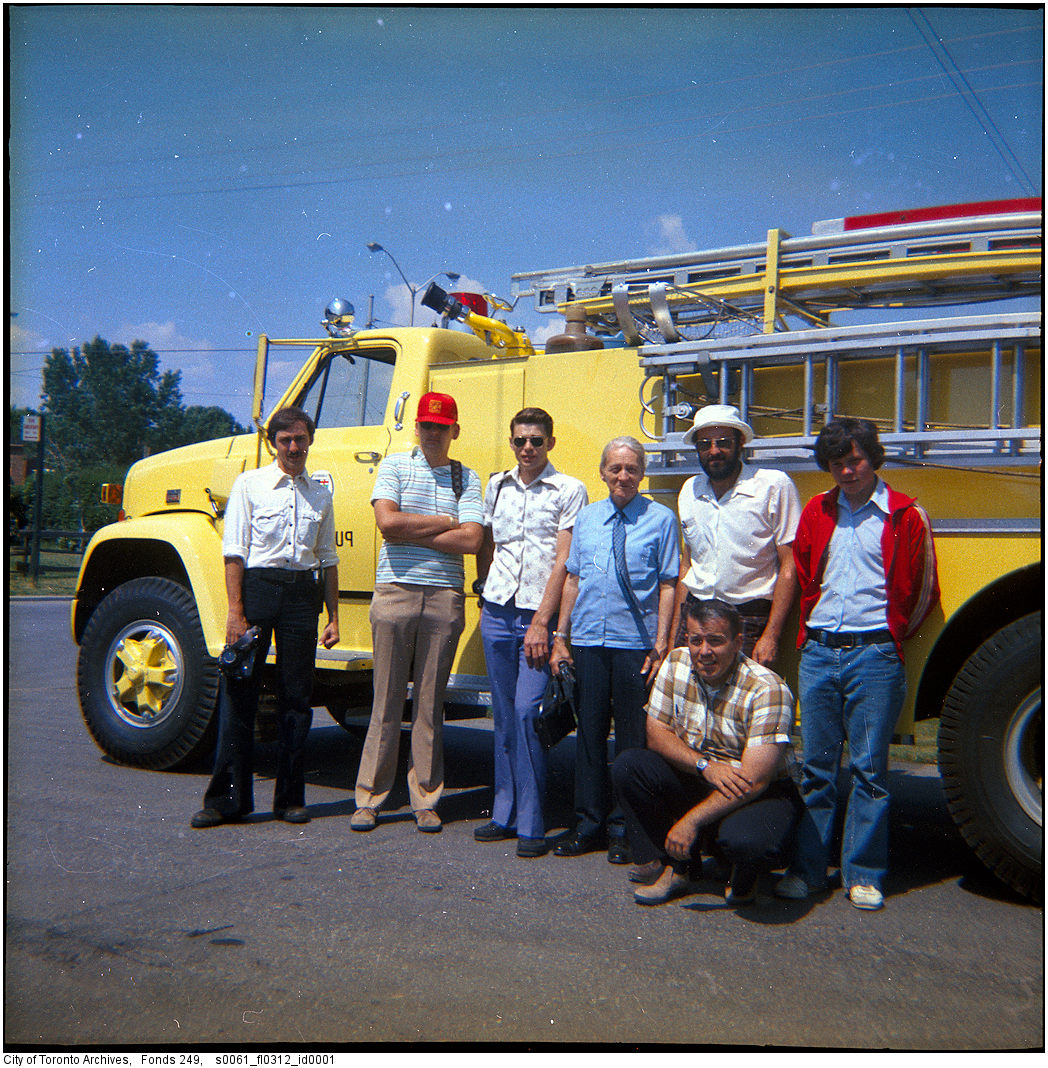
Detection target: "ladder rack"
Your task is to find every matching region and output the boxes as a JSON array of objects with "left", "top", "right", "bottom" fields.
[
  {"left": 512, "top": 211, "right": 1042, "bottom": 341},
  {"left": 639, "top": 312, "right": 1042, "bottom": 476}
]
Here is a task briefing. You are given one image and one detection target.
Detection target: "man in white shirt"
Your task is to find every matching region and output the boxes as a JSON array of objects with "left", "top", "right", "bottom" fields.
[
  {"left": 669, "top": 404, "right": 801, "bottom": 666},
  {"left": 473, "top": 408, "right": 588, "bottom": 857},
  {"left": 193, "top": 406, "right": 339, "bottom": 828}
]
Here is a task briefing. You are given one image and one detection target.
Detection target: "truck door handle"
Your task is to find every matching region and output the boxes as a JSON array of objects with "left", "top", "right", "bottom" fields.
[
  {"left": 393, "top": 391, "right": 410, "bottom": 430},
  {"left": 355, "top": 452, "right": 381, "bottom": 464}
]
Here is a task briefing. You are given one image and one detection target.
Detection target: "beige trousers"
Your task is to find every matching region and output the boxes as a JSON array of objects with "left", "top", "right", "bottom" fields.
[{"left": 355, "top": 583, "right": 465, "bottom": 813}]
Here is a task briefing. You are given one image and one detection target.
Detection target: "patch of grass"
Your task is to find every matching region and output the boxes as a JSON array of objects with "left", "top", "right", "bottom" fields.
[{"left": 9, "top": 549, "right": 82, "bottom": 598}]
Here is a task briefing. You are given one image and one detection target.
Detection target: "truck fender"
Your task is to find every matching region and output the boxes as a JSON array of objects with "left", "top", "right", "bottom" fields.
[{"left": 73, "top": 512, "right": 228, "bottom": 655}]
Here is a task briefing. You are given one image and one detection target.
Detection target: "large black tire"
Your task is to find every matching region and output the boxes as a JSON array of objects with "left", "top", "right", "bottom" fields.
[
  {"left": 938, "top": 613, "right": 1043, "bottom": 900},
  {"left": 77, "top": 577, "right": 219, "bottom": 770}
]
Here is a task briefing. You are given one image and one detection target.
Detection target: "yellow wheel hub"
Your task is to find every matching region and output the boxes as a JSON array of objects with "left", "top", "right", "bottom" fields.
[{"left": 110, "top": 627, "right": 181, "bottom": 722}]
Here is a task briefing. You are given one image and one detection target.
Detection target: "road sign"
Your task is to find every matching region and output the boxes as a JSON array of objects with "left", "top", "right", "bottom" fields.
[{"left": 22, "top": 414, "right": 41, "bottom": 443}]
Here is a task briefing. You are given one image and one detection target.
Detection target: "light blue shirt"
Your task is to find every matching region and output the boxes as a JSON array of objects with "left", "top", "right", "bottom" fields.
[
  {"left": 372, "top": 448, "right": 484, "bottom": 589},
  {"left": 566, "top": 494, "right": 680, "bottom": 649},
  {"left": 807, "top": 478, "right": 891, "bottom": 632}
]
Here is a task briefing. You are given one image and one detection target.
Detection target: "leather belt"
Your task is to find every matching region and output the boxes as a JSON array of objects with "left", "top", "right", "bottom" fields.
[
  {"left": 684, "top": 593, "right": 771, "bottom": 614},
  {"left": 249, "top": 567, "right": 319, "bottom": 585},
  {"left": 806, "top": 627, "right": 894, "bottom": 648}
]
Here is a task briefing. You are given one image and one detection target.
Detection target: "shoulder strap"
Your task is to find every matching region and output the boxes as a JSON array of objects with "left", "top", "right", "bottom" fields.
[
  {"left": 450, "top": 459, "right": 463, "bottom": 499},
  {"left": 491, "top": 469, "right": 513, "bottom": 510}
]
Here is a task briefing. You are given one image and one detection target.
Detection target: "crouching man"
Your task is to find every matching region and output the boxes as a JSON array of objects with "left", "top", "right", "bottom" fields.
[{"left": 611, "top": 598, "right": 801, "bottom": 907}]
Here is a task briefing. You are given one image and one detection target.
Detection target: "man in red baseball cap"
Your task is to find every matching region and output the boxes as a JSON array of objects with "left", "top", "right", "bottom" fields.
[{"left": 352, "top": 392, "right": 484, "bottom": 834}]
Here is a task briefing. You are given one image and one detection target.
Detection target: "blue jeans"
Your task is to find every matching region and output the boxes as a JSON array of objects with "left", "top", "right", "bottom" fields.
[
  {"left": 572, "top": 645, "right": 649, "bottom": 840},
  {"left": 792, "top": 639, "right": 906, "bottom": 891},
  {"left": 480, "top": 599, "right": 551, "bottom": 839}
]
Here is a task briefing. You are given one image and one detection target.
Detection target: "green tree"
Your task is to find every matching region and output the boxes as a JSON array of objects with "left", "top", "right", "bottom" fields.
[{"left": 37, "top": 337, "right": 246, "bottom": 531}]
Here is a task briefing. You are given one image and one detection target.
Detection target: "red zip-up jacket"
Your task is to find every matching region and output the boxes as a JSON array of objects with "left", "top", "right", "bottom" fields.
[{"left": 793, "top": 481, "right": 940, "bottom": 659}]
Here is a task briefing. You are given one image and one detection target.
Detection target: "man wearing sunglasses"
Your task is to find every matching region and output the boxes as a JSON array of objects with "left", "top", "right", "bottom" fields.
[
  {"left": 473, "top": 408, "right": 588, "bottom": 857},
  {"left": 669, "top": 404, "right": 801, "bottom": 667}
]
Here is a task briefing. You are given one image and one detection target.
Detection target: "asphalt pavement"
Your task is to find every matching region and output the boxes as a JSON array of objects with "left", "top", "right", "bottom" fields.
[{"left": 5, "top": 599, "right": 1043, "bottom": 1049}]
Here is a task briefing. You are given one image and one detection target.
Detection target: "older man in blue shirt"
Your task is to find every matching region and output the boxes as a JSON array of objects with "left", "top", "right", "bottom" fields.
[{"left": 550, "top": 436, "right": 679, "bottom": 862}]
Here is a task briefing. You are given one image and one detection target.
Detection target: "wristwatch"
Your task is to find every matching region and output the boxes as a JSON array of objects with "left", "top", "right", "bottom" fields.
[{"left": 695, "top": 755, "right": 709, "bottom": 774}]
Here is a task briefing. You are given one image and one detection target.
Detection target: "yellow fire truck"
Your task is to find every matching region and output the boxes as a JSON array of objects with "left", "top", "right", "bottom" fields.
[{"left": 73, "top": 201, "right": 1041, "bottom": 897}]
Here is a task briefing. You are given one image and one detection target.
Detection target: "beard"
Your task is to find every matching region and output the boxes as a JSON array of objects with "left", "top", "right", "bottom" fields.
[{"left": 700, "top": 453, "right": 741, "bottom": 482}]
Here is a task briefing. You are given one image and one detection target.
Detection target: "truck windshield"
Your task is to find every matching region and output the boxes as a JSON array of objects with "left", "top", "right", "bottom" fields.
[{"left": 298, "top": 347, "right": 396, "bottom": 429}]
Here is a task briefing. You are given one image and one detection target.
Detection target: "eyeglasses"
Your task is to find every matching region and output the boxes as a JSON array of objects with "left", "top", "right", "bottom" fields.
[
  {"left": 512, "top": 436, "right": 546, "bottom": 448},
  {"left": 695, "top": 436, "right": 736, "bottom": 453}
]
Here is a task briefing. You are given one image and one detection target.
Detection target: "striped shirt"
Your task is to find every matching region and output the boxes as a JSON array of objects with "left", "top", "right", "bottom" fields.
[
  {"left": 372, "top": 447, "right": 484, "bottom": 588},
  {"left": 646, "top": 647, "right": 796, "bottom": 778}
]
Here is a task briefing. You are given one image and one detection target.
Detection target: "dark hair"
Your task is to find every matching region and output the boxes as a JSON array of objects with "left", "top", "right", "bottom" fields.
[
  {"left": 681, "top": 597, "right": 741, "bottom": 638},
  {"left": 267, "top": 406, "right": 316, "bottom": 444},
  {"left": 813, "top": 417, "right": 884, "bottom": 471},
  {"left": 511, "top": 407, "right": 554, "bottom": 438}
]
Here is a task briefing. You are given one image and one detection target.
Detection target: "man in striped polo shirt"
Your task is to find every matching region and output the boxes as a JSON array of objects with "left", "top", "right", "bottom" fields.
[{"left": 351, "top": 393, "right": 484, "bottom": 834}]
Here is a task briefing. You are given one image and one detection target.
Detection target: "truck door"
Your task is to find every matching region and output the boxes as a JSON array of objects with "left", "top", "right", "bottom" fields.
[{"left": 292, "top": 344, "right": 397, "bottom": 651}]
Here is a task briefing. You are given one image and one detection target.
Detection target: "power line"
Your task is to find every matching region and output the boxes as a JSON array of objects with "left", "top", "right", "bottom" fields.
[{"left": 909, "top": 8, "right": 1038, "bottom": 196}]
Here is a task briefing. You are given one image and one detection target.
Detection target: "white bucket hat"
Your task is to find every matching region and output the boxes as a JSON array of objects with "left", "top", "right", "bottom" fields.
[{"left": 683, "top": 403, "right": 754, "bottom": 446}]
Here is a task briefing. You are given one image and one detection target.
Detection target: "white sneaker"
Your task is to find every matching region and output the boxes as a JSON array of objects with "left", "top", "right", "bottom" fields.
[
  {"left": 774, "top": 873, "right": 811, "bottom": 900},
  {"left": 849, "top": 884, "right": 884, "bottom": 910}
]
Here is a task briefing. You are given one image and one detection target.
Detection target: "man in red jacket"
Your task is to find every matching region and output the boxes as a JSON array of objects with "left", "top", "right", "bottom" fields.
[{"left": 775, "top": 418, "right": 939, "bottom": 910}]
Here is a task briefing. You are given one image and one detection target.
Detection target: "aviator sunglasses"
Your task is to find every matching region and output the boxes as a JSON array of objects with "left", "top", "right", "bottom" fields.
[
  {"left": 695, "top": 436, "right": 736, "bottom": 452},
  {"left": 512, "top": 435, "right": 546, "bottom": 448}
]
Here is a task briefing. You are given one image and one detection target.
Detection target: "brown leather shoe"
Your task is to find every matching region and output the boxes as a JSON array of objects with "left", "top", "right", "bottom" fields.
[
  {"left": 190, "top": 808, "right": 242, "bottom": 829},
  {"left": 350, "top": 807, "right": 378, "bottom": 831},
  {"left": 628, "top": 858, "right": 665, "bottom": 885},
  {"left": 275, "top": 806, "right": 310, "bottom": 824},
  {"left": 633, "top": 865, "right": 695, "bottom": 905},
  {"left": 414, "top": 809, "right": 442, "bottom": 833}
]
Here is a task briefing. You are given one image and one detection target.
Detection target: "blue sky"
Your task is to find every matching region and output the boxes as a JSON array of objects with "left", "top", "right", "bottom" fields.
[{"left": 9, "top": 5, "right": 1043, "bottom": 427}]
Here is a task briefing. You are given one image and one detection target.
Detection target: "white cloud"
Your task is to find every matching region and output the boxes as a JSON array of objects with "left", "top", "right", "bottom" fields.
[{"left": 645, "top": 214, "right": 698, "bottom": 256}]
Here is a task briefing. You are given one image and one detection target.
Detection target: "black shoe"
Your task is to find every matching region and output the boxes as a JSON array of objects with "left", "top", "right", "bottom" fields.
[
  {"left": 274, "top": 806, "right": 310, "bottom": 824},
  {"left": 474, "top": 820, "right": 517, "bottom": 843},
  {"left": 607, "top": 836, "right": 631, "bottom": 865},
  {"left": 191, "top": 807, "right": 241, "bottom": 829},
  {"left": 516, "top": 836, "right": 550, "bottom": 858},
  {"left": 553, "top": 831, "right": 606, "bottom": 857}
]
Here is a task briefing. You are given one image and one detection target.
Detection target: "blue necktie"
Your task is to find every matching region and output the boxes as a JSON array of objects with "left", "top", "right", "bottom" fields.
[
  {"left": 612, "top": 509, "right": 630, "bottom": 590},
  {"left": 613, "top": 508, "right": 648, "bottom": 639}
]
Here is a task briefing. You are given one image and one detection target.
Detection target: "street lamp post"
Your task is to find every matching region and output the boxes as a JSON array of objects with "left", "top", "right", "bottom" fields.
[{"left": 366, "top": 242, "right": 459, "bottom": 327}]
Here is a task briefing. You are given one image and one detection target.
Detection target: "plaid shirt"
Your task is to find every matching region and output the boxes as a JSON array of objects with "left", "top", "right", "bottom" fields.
[{"left": 646, "top": 648, "right": 796, "bottom": 778}]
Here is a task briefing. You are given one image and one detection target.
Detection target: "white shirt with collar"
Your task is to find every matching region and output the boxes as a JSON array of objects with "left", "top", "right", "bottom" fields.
[
  {"left": 222, "top": 461, "right": 338, "bottom": 571},
  {"left": 482, "top": 461, "right": 588, "bottom": 611},
  {"left": 678, "top": 462, "right": 801, "bottom": 604}
]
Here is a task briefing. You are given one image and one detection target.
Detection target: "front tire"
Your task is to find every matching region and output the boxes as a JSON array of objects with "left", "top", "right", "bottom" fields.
[
  {"left": 77, "top": 577, "right": 219, "bottom": 770},
  {"left": 938, "top": 613, "right": 1043, "bottom": 900}
]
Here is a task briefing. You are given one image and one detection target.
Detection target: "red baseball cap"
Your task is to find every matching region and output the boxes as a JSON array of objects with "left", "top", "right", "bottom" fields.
[{"left": 417, "top": 392, "right": 458, "bottom": 425}]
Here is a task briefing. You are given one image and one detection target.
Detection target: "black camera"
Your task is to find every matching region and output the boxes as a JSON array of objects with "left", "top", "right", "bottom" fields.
[{"left": 218, "top": 626, "right": 260, "bottom": 680}]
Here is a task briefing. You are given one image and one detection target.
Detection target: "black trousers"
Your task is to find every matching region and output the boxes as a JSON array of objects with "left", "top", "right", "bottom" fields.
[
  {"left": 203, "top": 569, "right": 322, "bottom": 815},
  {"left": 612, "top": 747, "right": 801, "bottom": 892}
]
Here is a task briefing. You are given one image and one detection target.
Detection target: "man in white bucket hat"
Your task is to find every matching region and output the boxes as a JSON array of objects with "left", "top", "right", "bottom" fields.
[{"left": 670, "top": 404, "right": 801, "bottom": 666}]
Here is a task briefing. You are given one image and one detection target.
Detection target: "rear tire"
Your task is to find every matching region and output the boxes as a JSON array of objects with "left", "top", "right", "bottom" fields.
[
  {"left": 938, "top": 613, "right": 1042, "bottom": 900},
  {"left": 77, "top": 577, "right": 219, "bottom": 770}
]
